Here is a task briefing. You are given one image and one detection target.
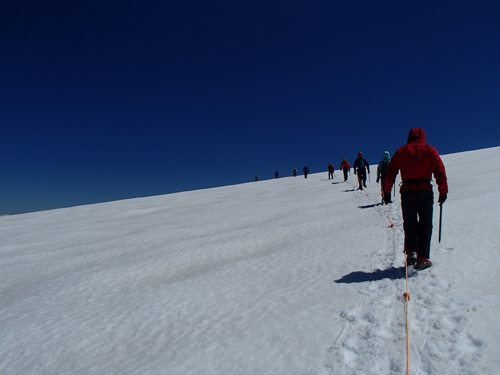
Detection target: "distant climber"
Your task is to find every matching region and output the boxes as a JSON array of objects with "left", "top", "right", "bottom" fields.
[
  {"left": 376, "top": 151, "right": 391, "bottom": 201},
  {"left": 339, "top": 159, "right": 351, "bottom": 181},
  {"left": 353, "top": 152, "right": 370, "bottom": 190},
  {"left": 328, "top": 163, "right": 335, "bottom": 180}
]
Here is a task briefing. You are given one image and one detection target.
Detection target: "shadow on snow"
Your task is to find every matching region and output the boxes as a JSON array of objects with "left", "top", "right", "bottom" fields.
[
  {"left": 358, "top": 203, "right": 383, "bottom": 209},
  {"left": 334, "top": 266, "right": 405, "bottom": 284}
]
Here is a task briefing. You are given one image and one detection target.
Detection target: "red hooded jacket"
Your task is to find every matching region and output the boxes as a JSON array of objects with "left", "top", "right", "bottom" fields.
[
  {"left": 384, "top": 128, "right": 448, "bottom": 196},
  {"left": 339, "top": 159, "right": 351, "bottom": 169}
]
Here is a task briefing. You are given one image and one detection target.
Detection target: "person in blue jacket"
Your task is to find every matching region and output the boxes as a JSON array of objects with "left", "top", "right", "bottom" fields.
[
  {"left": 353, "top": 152, "right": 370, "bottom": 190},
  {"left": 376, "top": 151, "right": 390, "bottom": 200}
]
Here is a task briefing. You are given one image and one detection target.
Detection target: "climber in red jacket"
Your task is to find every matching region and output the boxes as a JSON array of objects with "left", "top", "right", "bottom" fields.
[{"left": 383, "top": 128, "right": 448, "bottom": 271}]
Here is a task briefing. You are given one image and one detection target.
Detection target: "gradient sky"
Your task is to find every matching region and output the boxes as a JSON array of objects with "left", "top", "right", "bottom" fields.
[{"left": 2, "top": 1, "right": 499, "bottom": 214}]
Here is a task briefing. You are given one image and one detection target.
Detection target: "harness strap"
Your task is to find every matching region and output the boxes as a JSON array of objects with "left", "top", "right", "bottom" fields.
[
  {"left": 402, "top": 179, "right": 431, "bottom": 185},
  {"left": 402, "top": 179, "right": 431, "bottom": 191}
]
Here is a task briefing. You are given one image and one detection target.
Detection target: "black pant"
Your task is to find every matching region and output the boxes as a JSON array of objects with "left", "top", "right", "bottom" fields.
[
  {"left": 357, "top": 170, "right": 366, "bottom": 189},
  {"left": 380, "top": 173, "right": 386, "bottom": 197},
  {"left": 401, "top": 190, "right": 434, "bottom": 259},
  {"left": 343, "top": 168, "right": 348, "bottom": 181},
  {"left": 328, "top": 170, "right": 333, "bottom": 179}
]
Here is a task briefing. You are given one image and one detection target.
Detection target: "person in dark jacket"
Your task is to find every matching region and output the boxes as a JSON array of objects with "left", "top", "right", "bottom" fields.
[
  {"left": 274, "top": 170, "right": 279, "bottom": 179},
  {"left": 353, "top": 152, "right": 370, "bottom": 190},
  {"left": 303, "top": 165, "right": 309, "bottom": 178},
  {"left": 339, "top": 159, "right": 351, "bottom": 181},
  {"left": 376, "top": 151, "right": 391, "bottom": 201},
  {"left": 293, "top": 167, "right": 297, "bottom": 177},
  {"left": 327, "top": 163, "right": 335, "bottom": 179},
  {"left": 384, "top": 128, "right": 448, "bottom": 271}
]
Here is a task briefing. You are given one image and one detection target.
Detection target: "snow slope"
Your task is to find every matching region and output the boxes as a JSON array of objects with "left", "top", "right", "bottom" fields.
[{"left": 1, "top": 147, "right": 499, "bottom": 374}]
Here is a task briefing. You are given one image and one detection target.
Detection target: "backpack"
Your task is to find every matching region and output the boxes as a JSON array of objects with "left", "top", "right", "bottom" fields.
[
  {"left": 357, "top": 158, "right": 365, "bottom": 171},
  {"left": 379, "top": 159, "right": 389, "bottom": 175}
]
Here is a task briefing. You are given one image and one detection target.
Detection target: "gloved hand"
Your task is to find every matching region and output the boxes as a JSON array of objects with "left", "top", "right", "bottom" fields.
[
  {"left": 383, "top": 194, "right": 392, "bottom": 205},
  {"left": 376, "top": 177, "right": 379, "bottom": 183},
  {"left": 438, "top": 194, "right": 447, "bottom": 204}
]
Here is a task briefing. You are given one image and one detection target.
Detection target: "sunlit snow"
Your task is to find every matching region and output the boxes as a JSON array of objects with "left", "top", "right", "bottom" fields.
[{"left": 1, "top": 147, "right": 499, "bottom": 374}]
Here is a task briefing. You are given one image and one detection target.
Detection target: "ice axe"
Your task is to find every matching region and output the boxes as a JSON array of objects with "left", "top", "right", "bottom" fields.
[{"left": 438, "top": 203, "right": 443, "bottom": 243}]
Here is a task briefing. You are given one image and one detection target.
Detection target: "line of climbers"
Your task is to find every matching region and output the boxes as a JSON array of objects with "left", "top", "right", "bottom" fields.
[
  {"left": 257, "top": 128, "right": 448, "bottom": 272},
  {"left": 255, "top": 166, "right": 310, "bottom": 181}
]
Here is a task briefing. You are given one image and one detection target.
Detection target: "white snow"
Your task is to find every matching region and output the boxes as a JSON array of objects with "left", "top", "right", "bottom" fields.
[{"left": 1, "top": 146, "right": 499, "bottom": 374}]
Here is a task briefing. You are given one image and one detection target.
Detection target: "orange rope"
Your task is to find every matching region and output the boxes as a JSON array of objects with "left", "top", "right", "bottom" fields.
[
  {"left": 362, "top": 185, "right": 409, "bottom": 371},
  {"left": 404, "top": 256, "right": 411, "bottom": 375},
  {"left": 386, "top": 202, "right": 409, "bottom": 373},
  {"left": 382, "top": 190, "right": 403, "bottom": 227},
  {"left": 385, "top": 205, "right": 404, "bottom": 227}
]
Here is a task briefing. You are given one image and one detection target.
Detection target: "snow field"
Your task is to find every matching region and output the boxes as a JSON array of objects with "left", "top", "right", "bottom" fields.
[{"left": 0, "top": 146, "right": 499, "bottom": 374}]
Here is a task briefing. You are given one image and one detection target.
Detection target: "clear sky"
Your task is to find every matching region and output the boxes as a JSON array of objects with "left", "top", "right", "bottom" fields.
[{"left": 2, "top": 1, "right": 499, "bottom": 214}]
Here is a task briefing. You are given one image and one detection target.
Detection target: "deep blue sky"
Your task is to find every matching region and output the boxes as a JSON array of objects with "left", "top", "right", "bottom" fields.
[{"left": 2, "top": 1, "right": 499, "bottom": 214}]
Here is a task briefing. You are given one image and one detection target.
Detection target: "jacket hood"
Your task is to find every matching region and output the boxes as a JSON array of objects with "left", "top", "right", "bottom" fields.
[
  {"left": 407, "top": 128, "right": 426, "bottom": 144},
  {"left": 382, "top": 151, "right": 390, "bottom": 161}
]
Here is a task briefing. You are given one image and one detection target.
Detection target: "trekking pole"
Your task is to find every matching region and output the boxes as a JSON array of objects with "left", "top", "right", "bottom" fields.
[{"left": 438, "top": 203, "right": 443, "bottom": 243}]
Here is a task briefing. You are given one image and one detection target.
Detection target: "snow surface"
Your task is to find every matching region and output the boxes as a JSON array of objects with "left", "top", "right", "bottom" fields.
[{"left": 1, "top": 147, "right": 499, "bottom": 375}]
